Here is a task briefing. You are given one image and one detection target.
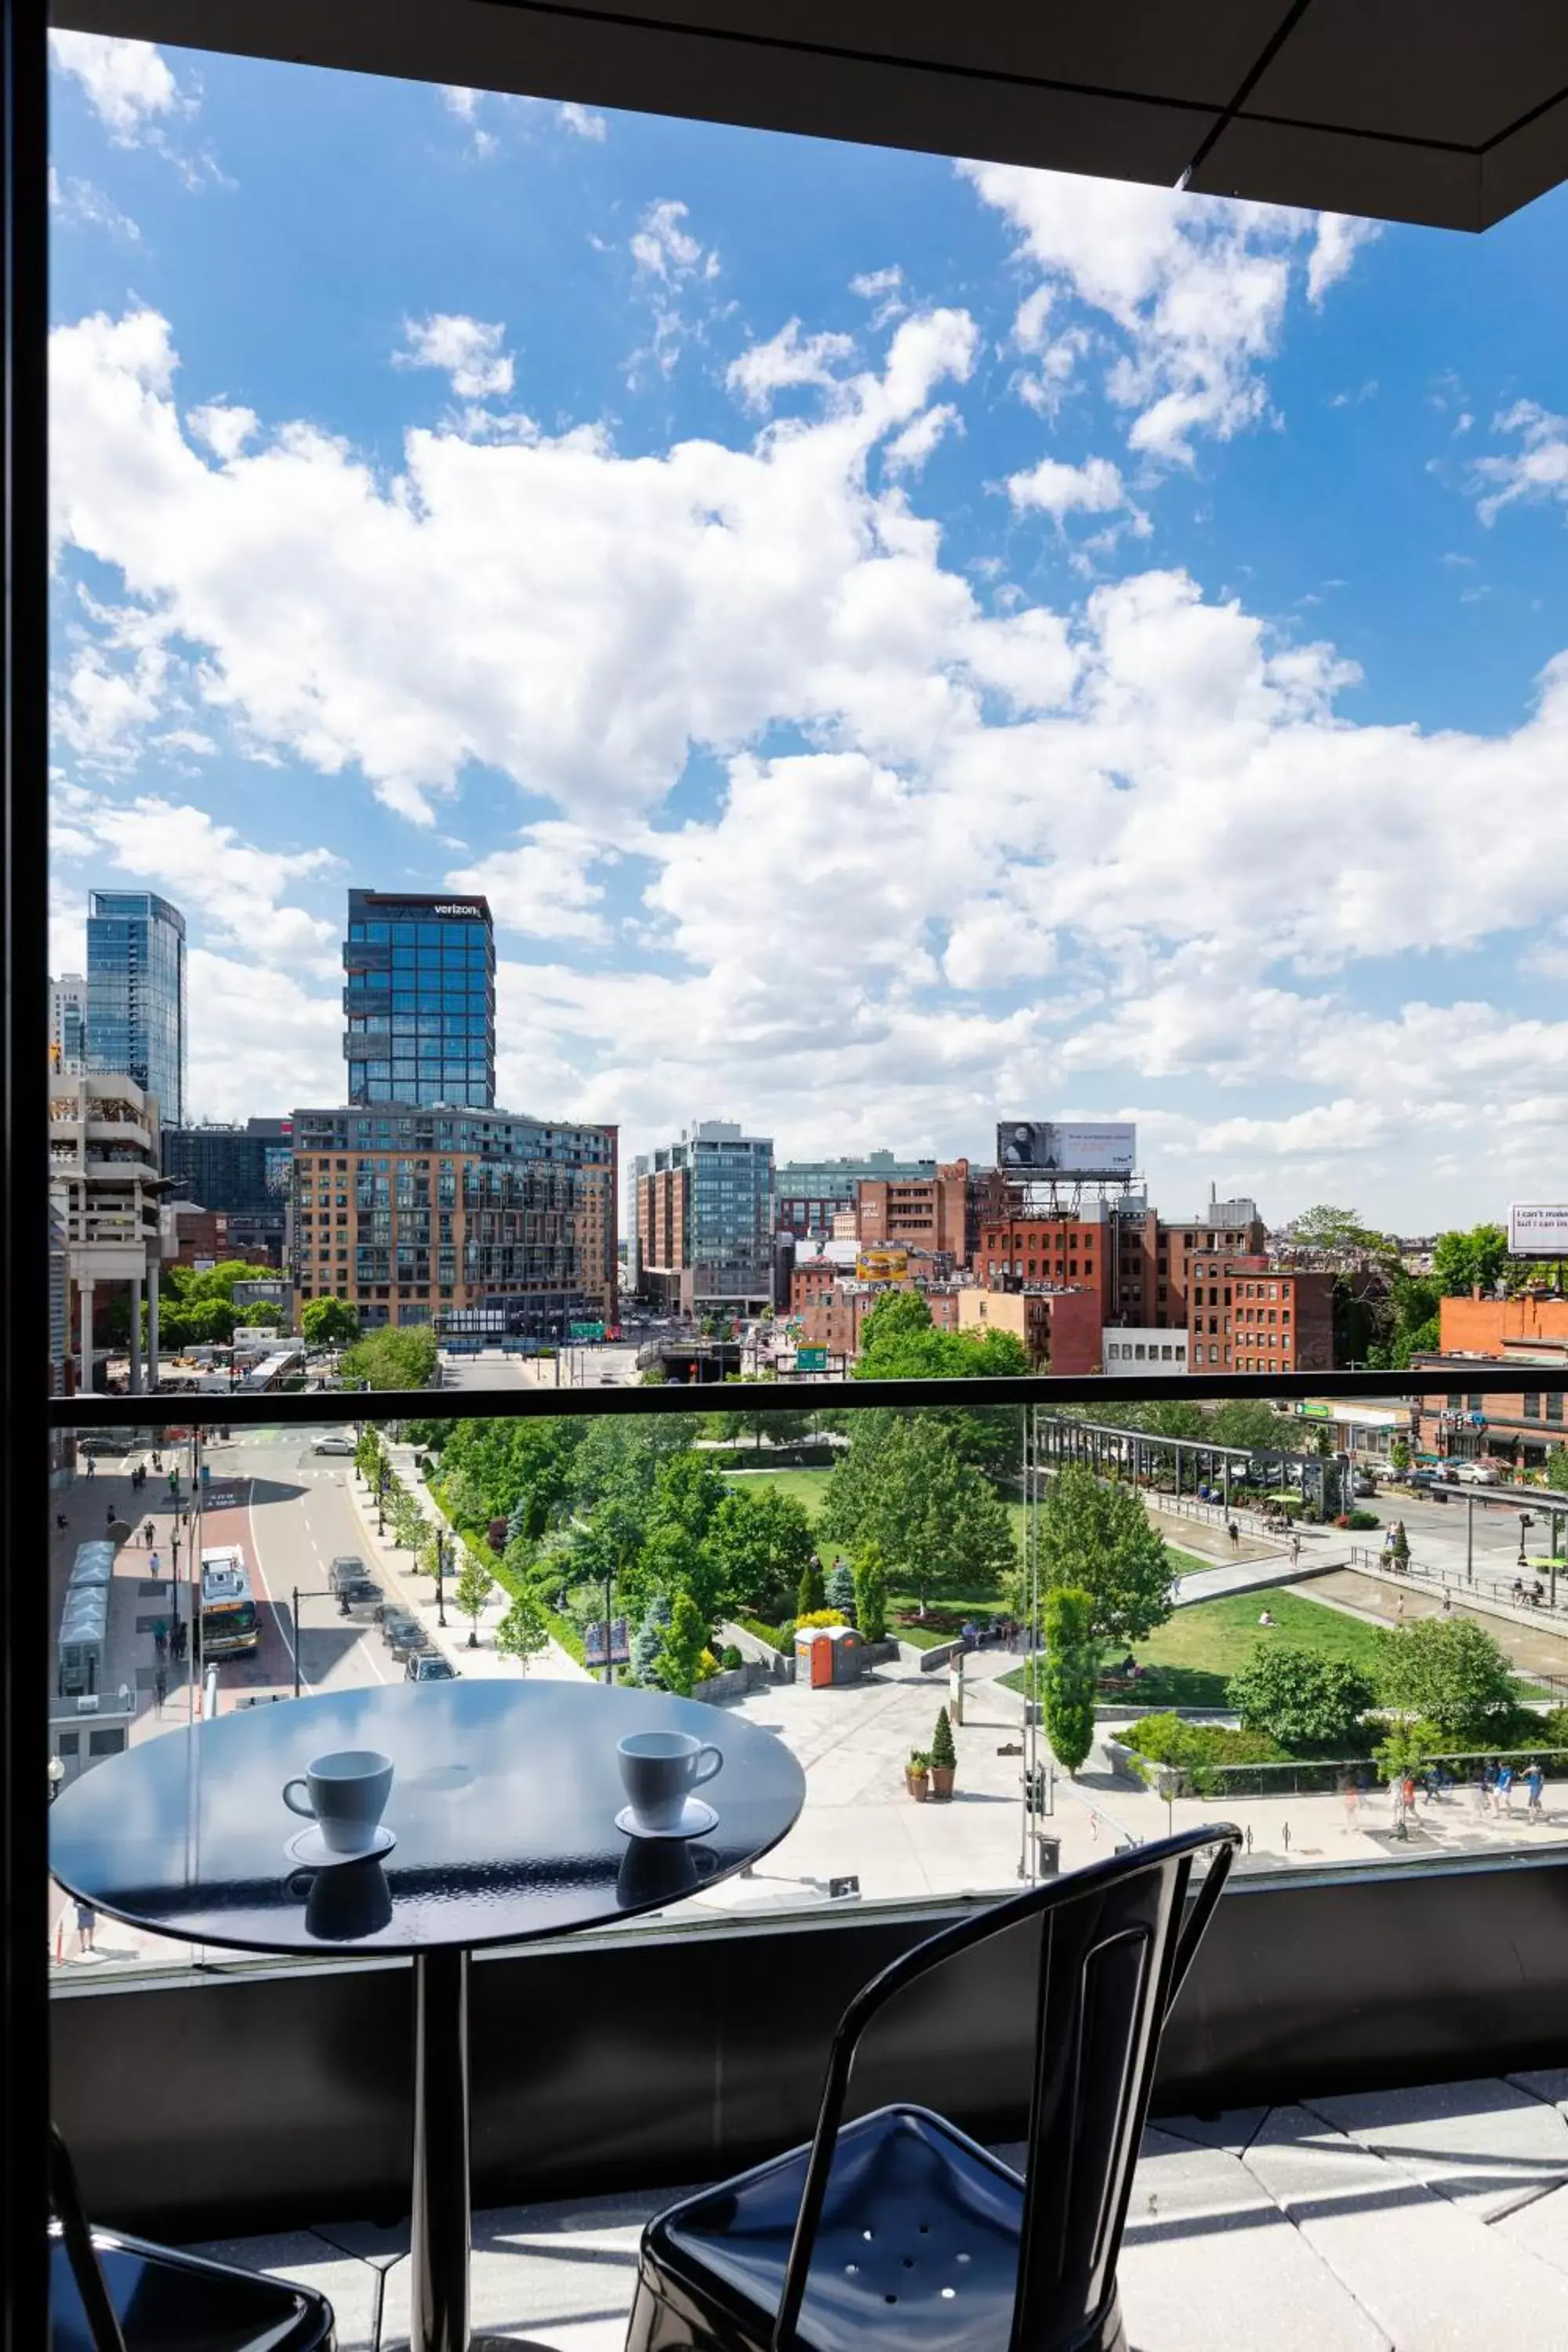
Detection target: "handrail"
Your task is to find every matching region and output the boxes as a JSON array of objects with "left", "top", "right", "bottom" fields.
[{"left": 48, "top": 1363, "right": 1568, "bottom": 1432}]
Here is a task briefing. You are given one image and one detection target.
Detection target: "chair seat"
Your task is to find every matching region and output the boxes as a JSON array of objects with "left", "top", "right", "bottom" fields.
[
  {"left": 642, "top": 2107, "right": 1026, "bottom": 2352},
  {"left": 50, "top": 2227, "right": 336, "bottom": 2352}
]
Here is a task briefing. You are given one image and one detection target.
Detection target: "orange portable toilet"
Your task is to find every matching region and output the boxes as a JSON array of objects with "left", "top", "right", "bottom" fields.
[{"left": 810, "top": 1635, "right": 833, "bottom": 1689}]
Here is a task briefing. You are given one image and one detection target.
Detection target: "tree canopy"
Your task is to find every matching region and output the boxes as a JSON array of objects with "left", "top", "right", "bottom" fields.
[
  {"left": 301, "top": 1294, "right": 360, "bottom": 1347},
  {"left": 1432, "top": 1222, "right": 1512, "bottom": 1298},
  {"left": 1036, "top": 1462, "right": 1174, "bottom": 1645},
  {"left": 1227, "top": 1644, "right": 1374, "bottom": 1748},
  {"left": 1040, "top": 1587, "right": 1097, "bottom": 1775},
  {"left": 819, "top": 1413, "right": 1017, "bottom": 1611},
  {"left": 341, "top": 1322, "right": 439, "bottom": 1390},
  {"left": 851, "top": 1292, "right": 1029, "bottom": 1479},
  {"left": 1372, "top": 1616, "right": 1518, "bottom": 1743}
]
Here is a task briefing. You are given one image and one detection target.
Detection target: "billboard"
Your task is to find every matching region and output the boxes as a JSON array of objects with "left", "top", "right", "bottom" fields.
[
  {"left": 996, "top": 1121, "right": 1136, "bottom": 1178},
  {"left": 856, "top": 1247, "right": 909, "bottom": 1283},
  {"left": 1509, "top": 1202, "right": 1568, "bottom": 1256}
]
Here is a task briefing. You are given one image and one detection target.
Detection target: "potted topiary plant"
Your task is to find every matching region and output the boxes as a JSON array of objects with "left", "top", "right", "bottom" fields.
[
  {"left": 906, "top": 1749, "right": 931, "bottom": 1802},
  {"left": 930, "top": 1704, "right": 957, "bottom": 1798}
]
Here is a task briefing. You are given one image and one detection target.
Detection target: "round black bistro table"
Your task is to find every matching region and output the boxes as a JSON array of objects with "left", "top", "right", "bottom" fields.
[{"left": 49, "top": 1678, "right": 806, "bottom": 2352}]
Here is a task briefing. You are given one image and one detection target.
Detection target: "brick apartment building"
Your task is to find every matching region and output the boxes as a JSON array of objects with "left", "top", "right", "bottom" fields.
[
  {"left": 975, "top": 1215, "right": 1110, "bottom": 1315},
  {"left": 1411, "top": 1292, "right": 1568, "bottom": 1468},
  {"left": 794, "top": 1280, "right": 960, "bottom": 1359},
  {"left": 290, "top": 1104, "right": 617, "bottom": 1333},
  {"left": 1186, "top": 1255, "right": 1334, "bottom": 1375},
  {"left": 1109, "top": 1194, "right": 1267, "bottom": 1330},
  {"left": 775, "top": 1152, "right": 937, "bottom": 1239},
  {"left": 957, "top": 1283, "right": 1102, "bottom": 1374},
  {"left": 855, "top": 1160, "right": 971, "bottom": 1261}
]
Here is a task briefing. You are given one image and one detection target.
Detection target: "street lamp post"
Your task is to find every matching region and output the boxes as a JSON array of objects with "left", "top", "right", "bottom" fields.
[
  {"left": 377, "top": 1464, "right": 388, "bottom": 1537},
  {"left": 435, "top": 1530, "right": 448, "bottom": 1628},
  {"left": 169, "top": 1522, "right": 182, "bottom": 1631}
]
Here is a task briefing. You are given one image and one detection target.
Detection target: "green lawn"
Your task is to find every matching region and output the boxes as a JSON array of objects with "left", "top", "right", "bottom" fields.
[
  {"left": 1002, "top": 1588, "right": 1393, "bottom": 1709},
  {"left": 720, "top": 1466, "right": 833, "bottom": 1515}
]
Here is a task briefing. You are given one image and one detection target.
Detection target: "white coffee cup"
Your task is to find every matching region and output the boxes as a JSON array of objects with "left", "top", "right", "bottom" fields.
[
  {"left": 617, "top": 1730, "right": 722, "bottom": 1831},
  {"left": 283, "top": 1748, "right": 394, "bottom": 1852}
]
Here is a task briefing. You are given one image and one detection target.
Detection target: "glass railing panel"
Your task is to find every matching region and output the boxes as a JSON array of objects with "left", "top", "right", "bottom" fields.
[{"left": 46, "top": 1380, "right": 1568, "bottom": 1985}]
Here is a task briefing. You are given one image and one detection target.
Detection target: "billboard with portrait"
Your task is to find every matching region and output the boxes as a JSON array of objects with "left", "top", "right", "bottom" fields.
[{"left": 996, "top": 1121, "right": 1136, "bottom": 1177}]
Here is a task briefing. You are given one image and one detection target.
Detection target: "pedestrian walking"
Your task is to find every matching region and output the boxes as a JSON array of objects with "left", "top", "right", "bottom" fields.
[
  {"left": 1402, "top": 1770, "right": 1418, "bottom": 1822},
  {"left": 1473, "top": 1764, "right": 1489, "bottom": 1818},
  {"left": 117, "top": 1681, "right": 132, "bottom": 1715},
  {"left": 1442, "top": 1588, "right": 1452, "bottom": 1613},
  {"left": 149, "top": 1551, "right": 159, "bottom": 1581},
  {"left": 55, "top": 1511, "right": 67, "bottom": 1534},
  {"left": 1228, "top": 1520, "right": 1240, "bottom": 1552},
  {"left": 153, "top": 1620, "right": 167, "bottom": 1664},
  {"left": 1483, "top": 1762, "right": 1500, "bottom": 1816},
  {"left": 1341, "top": 1776, "right": 1360, "bottom": 1835},
  {"left": 85, "top": 1455, "right": 95, "bottom": 1478},
  {"left": 1497, "top": 1762, "right": 1516, "bottom": 1815},
  {"left": 74, "top": 1900, "right": 96, "bottom": 1955},
  {"left": 1525, "top": 1762, "right": 1545, "bottom": 1820},
  {"left": 171, "top": 1618, "right": 187, "bottom": 1665},
  {"left": 144, "top": 1520, "right": 154, "bottom": 1547},
  {"left": 1290, "top": 1534, "right": 1301, "bottom": 1569}
]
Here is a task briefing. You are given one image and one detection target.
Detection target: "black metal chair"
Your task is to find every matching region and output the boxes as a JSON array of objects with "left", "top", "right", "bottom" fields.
[
  {"left": 625, "top": 1825, "right": 1240, "bottom": 2352},
  {"left": 49, "top": 2126, "right": 336, "bottom": 2352}
]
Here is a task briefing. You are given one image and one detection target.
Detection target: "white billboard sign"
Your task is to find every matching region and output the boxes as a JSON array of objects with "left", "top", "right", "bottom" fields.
[
  {"left": 1509, "top": 1202, "right": 1568, "bottom": 1256},
  {"left": 996, "top": 1121, "right": 1137, "bottom": 1177}
]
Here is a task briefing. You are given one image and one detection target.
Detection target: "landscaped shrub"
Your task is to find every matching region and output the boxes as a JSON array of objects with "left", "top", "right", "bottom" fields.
[
  {"left": 1127, "top": 1713, "right": 1290, "bottom": 1769},
  {"left": 1347, "top": 1508, "right": 1380, "bottom": 1530},
  {"left": 720, "top": 1644, "right": 744, "bottom": 1672},
  {"left": 795, "top": 1608, "right": 848, "bottom": 1630}
]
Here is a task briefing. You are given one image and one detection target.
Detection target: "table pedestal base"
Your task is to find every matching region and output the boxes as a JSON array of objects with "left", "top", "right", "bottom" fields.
[{"left": 410, "top": 1947, "right": 472, "bottom": 2352}]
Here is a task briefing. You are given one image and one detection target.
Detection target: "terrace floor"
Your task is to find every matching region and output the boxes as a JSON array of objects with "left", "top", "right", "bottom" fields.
[{"left": 194, "top": 2075, "right": 1568, "bottom": 2350}]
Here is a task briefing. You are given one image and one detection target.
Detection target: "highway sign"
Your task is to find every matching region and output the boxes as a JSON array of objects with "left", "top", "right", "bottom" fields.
[
  {"left": 570, "top": 1321, "right": 607, "bottom": 1342},
  {"left": 797, "top": 1346, "right": 829, "bottom": 1372}
]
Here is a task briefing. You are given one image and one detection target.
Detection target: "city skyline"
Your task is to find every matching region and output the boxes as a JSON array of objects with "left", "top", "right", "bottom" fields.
[{"left": 44, "top": 36, "right": 1568, "bottom": 1225}]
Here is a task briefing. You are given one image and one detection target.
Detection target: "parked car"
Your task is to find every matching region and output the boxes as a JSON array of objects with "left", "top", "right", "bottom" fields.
[
  {"left": 339, "top": 1580, "right": 386, "bottom": 1621},
  {"left": 382, "top": 1612, "right": 430, "bottom": 1658},
  {"left": 1445, "top": 1459, "right": 1503, "bottom": 1486},
  {"left": 314, "top": 1434, "right": 356, "bottom": 1456},
  {"left": 1352, "top": 1473, "right": 1378, "bottom": 1498},
  {"left": 405, "top": 1653, "right": 457, "bottom": 1682},
  {"left": 328, "top": 1554, "right": 369, "bottom": 1591}
]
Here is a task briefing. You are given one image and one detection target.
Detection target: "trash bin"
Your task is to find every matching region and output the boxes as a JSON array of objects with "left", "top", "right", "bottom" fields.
[{"left": 1035, "top": 1833, "right": 1061, "bottom": 1876}]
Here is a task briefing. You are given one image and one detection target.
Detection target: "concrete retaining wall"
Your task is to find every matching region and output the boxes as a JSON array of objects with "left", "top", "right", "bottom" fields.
[
  {"left": 719, "top": 1620, "right": 796, "bottom": 1683},
  {"left": 916, "top": 1639, "right": 966, "bottom": 1673},
  {"left": 691, "top": 1664, "right": 755, "bottom": 1706}
]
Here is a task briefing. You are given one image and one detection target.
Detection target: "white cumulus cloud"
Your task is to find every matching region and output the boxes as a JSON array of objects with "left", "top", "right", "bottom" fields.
[{"left": 397, "top": 314, "right": 515, "bottom": 402}]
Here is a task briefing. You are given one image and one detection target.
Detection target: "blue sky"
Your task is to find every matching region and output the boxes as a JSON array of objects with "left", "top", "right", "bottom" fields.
[{"left": 45, "top": 34, "right": 1568, "bottom": 1229}]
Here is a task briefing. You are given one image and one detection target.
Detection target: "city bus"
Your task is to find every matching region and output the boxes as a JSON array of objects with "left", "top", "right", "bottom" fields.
[{"left": 199, "top": 1547, "right": 259, "bottom": 1657}]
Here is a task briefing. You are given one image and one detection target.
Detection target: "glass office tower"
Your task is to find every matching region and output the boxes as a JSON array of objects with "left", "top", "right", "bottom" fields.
[
  {"left": 85, "top": 891, "right": 187, "bottom": 1127},
  {"left": 343, "top": 891, "right": 496, "bottom": 1107}
]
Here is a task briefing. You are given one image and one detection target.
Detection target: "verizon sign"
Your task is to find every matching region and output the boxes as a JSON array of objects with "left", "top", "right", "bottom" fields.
[
  {"left": 1509, "top": 1202, "right": 1568, "bottom": 1256},
  {"left": 433, "top": 902, "right": 484, "bottom": 918}
]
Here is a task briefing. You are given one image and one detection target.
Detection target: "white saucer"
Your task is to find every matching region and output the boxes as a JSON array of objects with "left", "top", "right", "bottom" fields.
[
  {"left": 615, "top": 1798, "right": 718, "bottom": 1842},
  {"left": 285, "top": 1823, "right": 396, "bottom": 1870}
]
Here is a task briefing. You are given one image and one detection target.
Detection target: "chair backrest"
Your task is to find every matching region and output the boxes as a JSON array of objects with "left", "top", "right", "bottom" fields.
[
  {"left": 772, "top": 1824, "right": 1240, "bottom": 2352},
  {"left": 49, "top": 2125, "right": 129, "bottom": 2352}
]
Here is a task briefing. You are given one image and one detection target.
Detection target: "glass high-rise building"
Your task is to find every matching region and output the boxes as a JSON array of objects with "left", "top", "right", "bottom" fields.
[
  {"left": 343, "top": 890, "right": 495, "bottom": 1107},
  {"left": 85, "top": 891, "right": 187, "bottom": 1126}
]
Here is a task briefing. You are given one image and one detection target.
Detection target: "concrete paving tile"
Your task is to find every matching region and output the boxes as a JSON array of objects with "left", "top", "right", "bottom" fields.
[
  {"left": 1152, "top": 2107, "right": 1271, "bottom": 2158},
  {"left": 1508, "top": 2067, "right": 1568, "bottom": 2108},
  {"left": 1301, "top": 2079, "right": 1568, "bottom": 2219},
  {"left": 1242, "top": 2103, "right": 1568, "bottom": 2348},
  {"left": 1120, "top": 2129, "right": 1388, "bottom": 2352},
  {"left": 378, "top": 2194, "right": 662, "bottom": 2349},
  {"left": 189, "top": 2229, "right": 383, "bottom": 2350},
  {"left": 1494, "top": 2180, "right": 1568, "bottom": 2278}
]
